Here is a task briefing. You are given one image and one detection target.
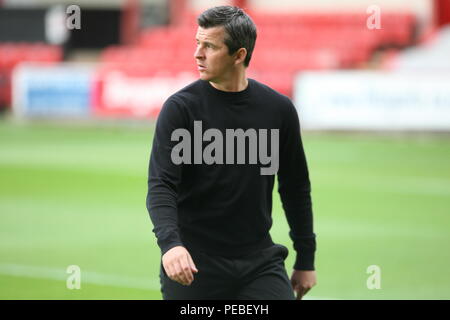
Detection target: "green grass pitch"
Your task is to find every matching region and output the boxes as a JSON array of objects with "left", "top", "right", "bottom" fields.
[{"left": 0, "top": 120, "right": 449, "bottom": 299}]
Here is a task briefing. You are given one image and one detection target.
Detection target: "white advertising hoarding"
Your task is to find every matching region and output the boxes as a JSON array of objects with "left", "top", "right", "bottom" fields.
[
  {"left": 294, "top": 71, "right": 450, "bottom": 131},
  {"left": 12, "top": 63, "right": 94, "bottom": 118}
]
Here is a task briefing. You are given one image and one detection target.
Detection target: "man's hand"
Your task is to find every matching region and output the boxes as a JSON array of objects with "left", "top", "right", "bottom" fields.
[
  {"left": 291, "top": 270, "right": 317, "bottom": 300},
  {"left": 162, "top": 246, "right": 198, "bottom": 286}
]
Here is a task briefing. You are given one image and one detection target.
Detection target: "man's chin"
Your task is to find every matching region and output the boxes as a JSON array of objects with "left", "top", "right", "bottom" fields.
[
  {"left": 198, "top": 74, "right": 207, "bottom": 80},
  {"left": 198, "top": 72, "right": 213, "bottom": 81}
]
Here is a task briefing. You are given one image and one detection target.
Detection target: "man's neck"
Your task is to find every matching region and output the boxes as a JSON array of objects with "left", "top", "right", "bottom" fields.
[{"left": 209, "top": 69, "right": 248, "bottom": 92}]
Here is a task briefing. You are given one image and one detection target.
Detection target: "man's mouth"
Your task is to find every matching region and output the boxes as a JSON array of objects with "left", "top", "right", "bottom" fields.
[{"left": 197, "top": 64, "right": 206, "bottom": 71}]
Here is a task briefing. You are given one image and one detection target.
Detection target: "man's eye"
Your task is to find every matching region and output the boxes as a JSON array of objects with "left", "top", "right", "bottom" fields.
[{"left": 196, "top": 42, "right": 212, "bottom": 49}]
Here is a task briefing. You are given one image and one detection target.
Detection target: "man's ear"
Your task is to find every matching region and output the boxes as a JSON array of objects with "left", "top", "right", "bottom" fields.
[{"left": 234, "top": 48, "right": 248, "bottom": 65}]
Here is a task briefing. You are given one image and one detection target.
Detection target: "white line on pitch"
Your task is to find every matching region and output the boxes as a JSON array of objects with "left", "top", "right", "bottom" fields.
[
  {"left": 0, "top": 263, "right": 336, "bottom": 299},
  {"left": 0, "top": 263, "right": 160, "bottom": 291}
]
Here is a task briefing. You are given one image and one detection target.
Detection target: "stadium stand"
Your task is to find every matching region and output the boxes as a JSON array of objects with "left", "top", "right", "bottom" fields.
[
  {"left": 382, "top": 25, "right": 450, "bottom": 71},
  {"left": 98, "top": 10, "right": 417, "bottom": 96}
]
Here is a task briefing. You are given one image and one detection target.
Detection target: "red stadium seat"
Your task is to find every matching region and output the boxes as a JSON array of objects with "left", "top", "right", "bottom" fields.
[{"left": 97, "top": 11, "right": 416, "bottom": 98}]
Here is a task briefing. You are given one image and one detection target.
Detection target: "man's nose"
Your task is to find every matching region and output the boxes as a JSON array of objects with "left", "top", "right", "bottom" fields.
[{"left": 194, "top": 46, "right": 204, "bottom": 60}]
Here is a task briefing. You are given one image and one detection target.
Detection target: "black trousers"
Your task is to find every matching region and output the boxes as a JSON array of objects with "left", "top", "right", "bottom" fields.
[{"left": 159, "top": 243, "right": 296, "bottom": 300}]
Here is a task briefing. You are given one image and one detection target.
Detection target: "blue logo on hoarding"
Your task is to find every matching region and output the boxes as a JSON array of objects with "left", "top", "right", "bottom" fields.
[{"left": 20, "top": 66, "right": 92, "bottom": 117}]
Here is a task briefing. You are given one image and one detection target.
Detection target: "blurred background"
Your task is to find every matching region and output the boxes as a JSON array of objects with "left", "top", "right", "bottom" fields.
[{"left": 0, "top": 0, "right": 449, "bottom": 299}]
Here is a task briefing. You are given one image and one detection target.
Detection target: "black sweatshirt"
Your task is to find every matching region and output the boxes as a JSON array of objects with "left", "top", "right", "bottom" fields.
[{"left": 146, "top": 78, "right": 316, "bottom": 270}]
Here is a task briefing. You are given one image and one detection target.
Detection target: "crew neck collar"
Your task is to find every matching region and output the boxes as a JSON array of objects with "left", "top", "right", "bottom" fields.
[{"left": 203, "top": 78, "right": 252, "bottom": 100}]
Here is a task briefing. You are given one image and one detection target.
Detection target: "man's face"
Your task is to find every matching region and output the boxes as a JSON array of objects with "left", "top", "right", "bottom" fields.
[{"left": 194, "top": 26, "right": 236, "bottom": 82}]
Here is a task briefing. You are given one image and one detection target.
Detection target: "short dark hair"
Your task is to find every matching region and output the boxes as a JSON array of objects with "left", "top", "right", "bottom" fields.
[{"left": 197, "top": 6, "right": 257, "bottom": 67}]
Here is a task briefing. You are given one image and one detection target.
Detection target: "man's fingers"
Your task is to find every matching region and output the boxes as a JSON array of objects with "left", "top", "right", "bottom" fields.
[
  {"left": 188, "top": 254, "right": 198, "bottom": 273},
  {"left": 161, "top": 247, "right": 197, "bottom": 286},
  {"left": 173, "top": 261, "right": 189, "bottom": 285},
  {"left": 295, "top": 286, "right": 310, "bottom": 300},
  {"left": 164, "top": 264, "right": 176, "bottom": 282},
  {"left": 295, "top": 287, "right": 305, "bottom": 300},
  {"left": 291, "top": 270, "right": 316, "bottom": 300},
  {"left": 180, "top": 256, "right": 194, "bottom": 284},
  {"left": 168, "top": 262, "right": 180, "bottom": 283}
]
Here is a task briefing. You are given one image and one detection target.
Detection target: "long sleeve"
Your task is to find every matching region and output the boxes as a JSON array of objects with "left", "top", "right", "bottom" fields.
[
  {"left": 146, "top": 96, "right": 186, "bottom": 255},
  {"left": 277, "top": 100, "right": 316, "bottom": 271}
]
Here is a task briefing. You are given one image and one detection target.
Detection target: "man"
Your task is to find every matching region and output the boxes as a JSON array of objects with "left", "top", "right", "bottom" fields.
[{"left": 146, "top": 5, "right": 316, "bottom": 300}]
